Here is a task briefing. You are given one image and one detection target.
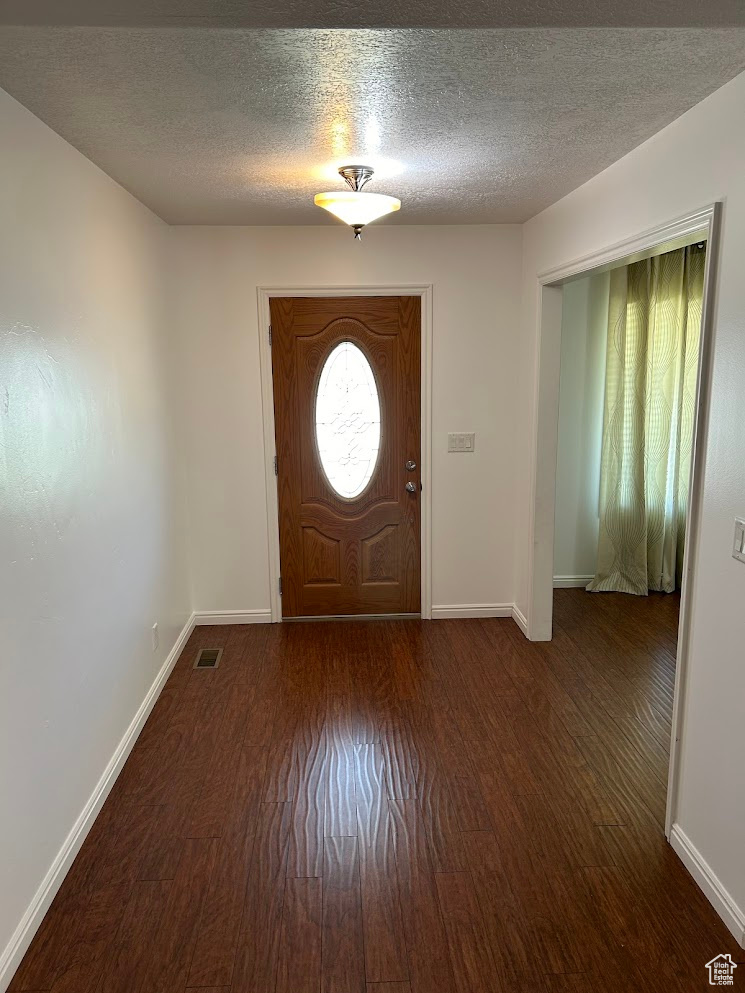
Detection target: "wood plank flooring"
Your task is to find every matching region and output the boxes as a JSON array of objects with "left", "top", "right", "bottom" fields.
[{"left": 10, "top": 590, "right": 742, "bottom": 993}]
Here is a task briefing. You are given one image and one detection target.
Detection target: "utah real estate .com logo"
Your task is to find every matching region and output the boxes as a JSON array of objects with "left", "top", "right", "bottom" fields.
[{"left": 706, "top": 954, "right": 738, "bottom": 986}]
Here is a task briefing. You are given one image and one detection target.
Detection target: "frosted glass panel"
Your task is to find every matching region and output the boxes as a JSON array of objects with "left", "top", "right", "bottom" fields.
[{"left": 315, "top": 341, "right": 381, "bottom": 498}]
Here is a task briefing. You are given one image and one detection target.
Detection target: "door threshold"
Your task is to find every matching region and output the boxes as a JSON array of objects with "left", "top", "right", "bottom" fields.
[{"left": 282, "top": 612, "right": 421, "bottom": 622}]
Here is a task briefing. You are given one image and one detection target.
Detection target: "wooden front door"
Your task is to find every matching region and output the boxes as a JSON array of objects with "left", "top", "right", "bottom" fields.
[{"left": 271, "top": 296, "right": 421, "bottom": 617}]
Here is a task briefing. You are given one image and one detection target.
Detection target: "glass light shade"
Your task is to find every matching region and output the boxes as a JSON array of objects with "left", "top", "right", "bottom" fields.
[{"left": 314, "top": 190, "right": 401, "bottom": 227}]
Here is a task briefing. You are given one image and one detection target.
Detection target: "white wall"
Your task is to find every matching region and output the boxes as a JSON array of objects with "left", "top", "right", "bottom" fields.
[
  {"left": 0, "top": 89, "right": 191, "bottom": 979},
  {"left": 516, "top": 72, "right": 745, "bottom": 935},
  {"left": 553, "top": 272, "right": 609, "bottom": 583},
  {"left": 170, "top": 224, "right": 523, "bottom": 615}
]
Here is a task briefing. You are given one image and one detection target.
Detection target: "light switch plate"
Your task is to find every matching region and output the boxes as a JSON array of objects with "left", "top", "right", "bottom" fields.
[
  {"left": 733, "top": 518, "right": 745, "bottom": 564},
  {"left": 448, "top": 432, "right": 476, "bottom": 453}
]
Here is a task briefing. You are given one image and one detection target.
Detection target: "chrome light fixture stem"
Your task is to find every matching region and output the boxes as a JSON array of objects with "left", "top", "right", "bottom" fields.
[{"left": 338, "top": 164, "right": 375, "bottom": 191}]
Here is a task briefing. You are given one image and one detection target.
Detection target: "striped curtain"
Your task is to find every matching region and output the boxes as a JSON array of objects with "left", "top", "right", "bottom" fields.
[{"left": 587, "top": 244, "right": 705, "bottom": 595}]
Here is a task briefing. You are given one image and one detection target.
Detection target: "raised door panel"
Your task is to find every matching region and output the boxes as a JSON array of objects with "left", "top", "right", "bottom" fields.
[
  {"left": 361, "top": 525, "right": 399, "bottom": 585},
  {"left": 302, "top": 527, "right": 341, "bottom": 586}
]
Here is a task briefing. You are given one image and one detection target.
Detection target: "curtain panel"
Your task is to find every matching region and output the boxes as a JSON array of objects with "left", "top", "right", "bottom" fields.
[{"left": 588, "top": 244, "right": 705, "bottom": 595}]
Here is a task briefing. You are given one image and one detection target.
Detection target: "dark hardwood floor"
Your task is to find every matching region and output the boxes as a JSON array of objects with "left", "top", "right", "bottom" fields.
[{"left": 10, "top": 590, "right": 742, "bottom": 992}]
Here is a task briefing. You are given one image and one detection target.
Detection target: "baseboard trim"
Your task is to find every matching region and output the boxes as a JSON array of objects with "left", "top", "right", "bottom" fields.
[
  {"left": 670, "top": 824, "right": 745, "bottom": 947},
  {"left": 194, "top": 609, "right": 272, "bottom": 625},
  {"left": 431, "top": 603, "right": 513, "bottom": 619},
  {"left": 0, "top": 611, "right": 196, "bottom": 993},
  {"left": 553, "top": 575, "right": 593, "bottom": 589},
  {"left": 511, "top": 604, "right": 529, "bottom": 635},
  {"left": 430, "top": 602, "right": 530, "bottom": 632}
]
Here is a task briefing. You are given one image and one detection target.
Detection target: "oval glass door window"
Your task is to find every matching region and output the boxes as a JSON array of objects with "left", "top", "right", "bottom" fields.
[{"left": 315, "top": 341, "right": 381, "bottom": 498}]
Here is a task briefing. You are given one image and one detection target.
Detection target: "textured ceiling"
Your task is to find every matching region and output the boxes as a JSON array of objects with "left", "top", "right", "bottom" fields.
[
  {"left": 1, "top": 27, "right": 744, "bottom": 224},
  {"left": 2, "top": 0, "right": 744, "bottom": 28}
]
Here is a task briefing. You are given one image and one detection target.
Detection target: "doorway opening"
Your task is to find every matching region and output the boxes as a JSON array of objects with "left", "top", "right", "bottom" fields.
[
  {"left": 527, "top": 203, "right": 721, "bottom": 840},
  {"left": 257, "top": 286, "right": 434, "bottom": 622}
]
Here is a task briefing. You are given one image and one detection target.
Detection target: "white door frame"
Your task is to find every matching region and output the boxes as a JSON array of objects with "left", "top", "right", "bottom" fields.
[
  {"left": 256, "top": 284, "right": 434, "bottom": 623},
  {"left": 526, "top": 202, "right": 722, "bottom": 840}
]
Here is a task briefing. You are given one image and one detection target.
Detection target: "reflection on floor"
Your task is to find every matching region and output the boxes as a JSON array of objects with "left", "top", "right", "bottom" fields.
[{"left": 10, "top": 589, "right": 741, "bottom": 993}]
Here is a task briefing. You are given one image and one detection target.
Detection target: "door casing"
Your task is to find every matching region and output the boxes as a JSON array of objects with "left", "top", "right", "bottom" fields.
[
  {"left": 526, "top": 202, "right": 722, "bottom": 841},
  {"left": 257, "top": 284, "right": 433, "bottom": 622}
]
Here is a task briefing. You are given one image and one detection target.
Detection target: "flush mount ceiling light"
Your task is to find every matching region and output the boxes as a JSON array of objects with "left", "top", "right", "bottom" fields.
[{"left": 314, "top": 165, "right": 401, "bottom": 240}]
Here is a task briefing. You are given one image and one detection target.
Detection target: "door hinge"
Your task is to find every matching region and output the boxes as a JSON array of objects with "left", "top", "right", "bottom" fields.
[
  {"left": 268, "top": 325, "right": 272, "bottom": 346},
  {"left": 278, "top": 577, "right": 283, "bottom": 595},
  {"left": 274, "top": 455, "right": 278, "bottom": 476}
]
